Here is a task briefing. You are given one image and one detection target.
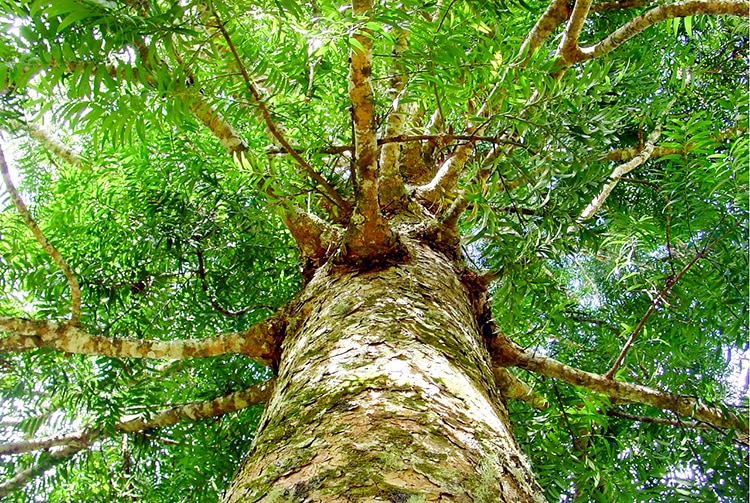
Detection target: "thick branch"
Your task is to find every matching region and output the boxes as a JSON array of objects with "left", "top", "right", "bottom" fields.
[
  {"left": 557, "top": 0, "right": 595, "bottom": 64},
  {"left": 416, "top": 141, "right": 477, "bottom": 205},
  {"left": 9, "top": 121, "right": 82, "bottom": 166},
  {"left": 349, "top": 0, "right": 381, "bottom": 218},
  {"left": 187, "top": 97, "right": 249, "bottom": 155},
  {"left": 0, "top": 442, "right": 88, "bottom": 498},
  {"left": 0, "top": 380, "right": 274, "bottom": 497},
  {"left": 0, "top": 311, "right": 285, "bottom": 365},
  {"left": 517, "top": 0, "right": 571, "bottom": 63},
  {"left": 117, "top": 378, "right": 275, "bottom": 432},
  {"left": 501, "top": 345, "right": 748, "bottom": 433},
  {"left": 0, "top": 431, "right": 95, "bottom": 456},
  {"left": 493, "top": 367, "right": 549, "bottom": 409},
  {"left": 416, "top": 86, "right": 501, "bottom": 204},
  {"left": 578, "top": 0, "right": 750, "bottom": 62},
  {"left": 378, "top": 29, "right": 410, "bottom": 210},
  {"left": 0, "top": 145, "right": 82, "bottom": 326},
  {"left": 286, "top": 209, "right": 341, "bottom": 262},
  {"left": 339, "top": 1, "right": 399, "bottom": 263}
]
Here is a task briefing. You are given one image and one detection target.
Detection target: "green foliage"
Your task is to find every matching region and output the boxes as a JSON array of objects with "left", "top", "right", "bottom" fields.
[{"left": 0, "top": 0, "right": 747, "bottom": 501}]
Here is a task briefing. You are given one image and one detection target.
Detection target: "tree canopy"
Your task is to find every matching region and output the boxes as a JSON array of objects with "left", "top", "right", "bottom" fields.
[{"left": 0, "top": 0, "right": 748, "bottom": 501}]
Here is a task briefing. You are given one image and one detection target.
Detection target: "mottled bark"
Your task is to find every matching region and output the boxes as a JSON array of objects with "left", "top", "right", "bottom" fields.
[
  {"left": 492, "top": 340, "right": 749, "bottom": 433},
  {"left": 224, "top": 239, "right": 543, "bottom": 503},
  {"left": 343, "top": 0, "right": 399, "bottom": 264},
  {"left": 517, "top": 0, "right": 571, "bottom": 63},
  {"left": 0, "top": 313, "right": 284, "bottom": 365},
  {"left": 577, "top": 124, "right": 663, "bottom": 223},
  {"left": 0, "top": 382, "right": 274, "bottom": 497},
  {"left": 577, "top": 0, "right": 750, "bottom": 63}
]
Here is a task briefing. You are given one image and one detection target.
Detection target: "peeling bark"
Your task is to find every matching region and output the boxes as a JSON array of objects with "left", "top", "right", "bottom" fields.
[{"left": 223, "top": 239, "right": 544, "bottom": 503}]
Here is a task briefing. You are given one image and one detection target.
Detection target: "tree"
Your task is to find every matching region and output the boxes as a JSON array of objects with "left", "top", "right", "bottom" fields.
[{"left": 0, "top": 0, "right": 747, "bottom": 500}]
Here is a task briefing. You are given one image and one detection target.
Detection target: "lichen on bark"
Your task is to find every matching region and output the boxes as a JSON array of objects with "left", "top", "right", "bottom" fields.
[{"left": 223, "top": 238, "right": 543, "bottom": 502}]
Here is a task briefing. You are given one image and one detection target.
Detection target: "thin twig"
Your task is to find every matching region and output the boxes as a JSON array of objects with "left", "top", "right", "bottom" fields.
[
  {"left": 211, "top": 11, "right": 349, "bottom": 213},
  {"left": 604, "top": 232, "right": 728, "bottom": 379},
  {"left": 195, "top": 248, "right": 251, "bottom": 317},
  {"left": 0, "top": 145, "right": 82, "bottom": 325}
]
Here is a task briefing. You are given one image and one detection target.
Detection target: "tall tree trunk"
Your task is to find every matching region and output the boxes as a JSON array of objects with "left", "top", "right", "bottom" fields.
[{"left": 224, "top": 239, "right": 544, "bottom": 502}]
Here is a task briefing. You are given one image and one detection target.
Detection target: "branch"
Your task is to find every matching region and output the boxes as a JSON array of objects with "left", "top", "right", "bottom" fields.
[
  {"left": 604, "top": 232, "right": 726, "bottom": 378},
  {"left": 607, "top": 408, "right": 748, "bottom": 445},
  {"left": 211, "top": 12, "right": 349, "bottom": 214},
  {"left": 557, "top": 0, "right": 595, "bottom": 64},
  {"left": 576, "top": 124, "right": 663, "bottom": 223},
  {"left": 416, "top": 195, "right": 469, "bottom": 260},
  {"left": 264, "top": 134, "right": 521, "bottom": 156},
  {"left": 0, "top": 431, "right": 95, "bottom": 456},
  {"left": 603, "top": 125, "right": 745, "bottom": 162},
  {"left": 378, "top": 29, "right": 410, "bottom": 209},
  {"left": 0, "top": 310, "right": 286, "bottom": 366},
  {"left": 606, "top": 408, "right": 704, "bottom": 430},
  {"left": 416, "top": 86, "right": 501, "bottom": 204},
  {"left": 590, "top": 0, "right": 654, "bottom": 11},
  {"left": 129, "top": 19, "right": 341, "bottom": 257},
  {"left": 517, "top": 0, "right": 571, "bottom": 63},
  {"left": 9, "top": 121, "right": 82, "bottom": 166},
  {"left": 578, "top": 0, "right": 750, "bottom": 63},
  {"left": 349, "top": 0, "right": 381, "bottom": 219},
  {"left": 0, "top": 441, "right": 89, "bottom": 499},
  {"left": 116, "top": 378, "right": 275, "bottom": 432},
  {"left": 492, "top": 367, "right": 549, "bottom": 409},
  {"left": 187, "top": 96, "right": 248, "bottom": 155},
  {"left": 339, "top": 0, "right": 399, "bottom": 263},
  {"left": 502, "top": 345, "right": 748, "bottom": 433},
  {"left": 0, "top": 380, "right": 275, "bottom": 497},
  {"left": 0, "top": 145, "right": 82, "bottom": 326},
  {"left": 286, "top": 209, "right": 341, "bottom": 262}
]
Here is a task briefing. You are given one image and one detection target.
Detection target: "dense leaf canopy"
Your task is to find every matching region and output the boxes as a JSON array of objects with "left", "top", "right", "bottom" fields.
[{"left": 0, "top": 0, "right": 747, "bottom": 501}]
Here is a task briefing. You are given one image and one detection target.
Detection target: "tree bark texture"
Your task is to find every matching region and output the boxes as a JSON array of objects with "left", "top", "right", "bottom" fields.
[{"left": 223, "top": 239, "right": 543, "bottom": 502}]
